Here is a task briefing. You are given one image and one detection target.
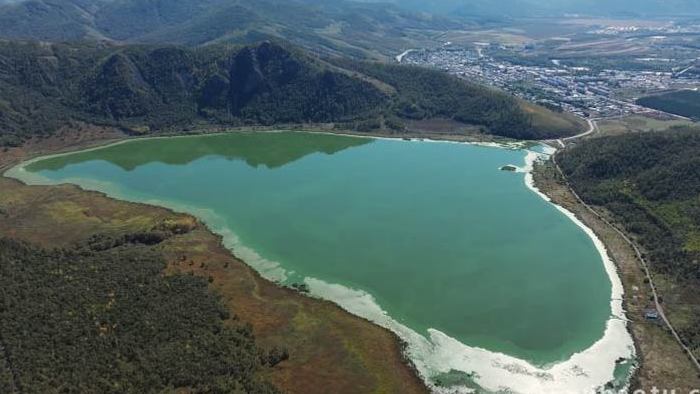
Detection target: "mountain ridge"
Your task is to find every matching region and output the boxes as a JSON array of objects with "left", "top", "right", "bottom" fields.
[
  {"left": 0, "top": 40, "right": 584, "bottom": 146},
  {"left": 0, "top": 0, "right": 467, "bottom": 59}
]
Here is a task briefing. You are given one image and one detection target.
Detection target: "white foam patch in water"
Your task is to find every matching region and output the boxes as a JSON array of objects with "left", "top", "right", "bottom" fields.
[
  {"left": 400, "top": 137, "right": 530, "bottom": 151},
  {"left": 121, "top": 200, "right": 289, "bottom": 282},
  {"left": 140, "top": 202, "right": 289, "bottom": 282},
  {"left": 209, "top": 223, "right": 288, "bottom": 282},
  {"left": 5, "top": 163, "right": 55, "bottom": 185},
  {"left": 499, "top": 151, "right": 542, "bottom": 174},
  {"left": 305, "top": 278, "right": 633, "bottom": 394}
]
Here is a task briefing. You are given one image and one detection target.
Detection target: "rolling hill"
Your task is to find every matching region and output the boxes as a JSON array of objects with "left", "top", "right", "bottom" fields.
[
  {"left": 0, "top": 40, "right": 583, "bottom": 147},
  {"left": 0, "top": 0, "right": 466, "bottom": 59}
]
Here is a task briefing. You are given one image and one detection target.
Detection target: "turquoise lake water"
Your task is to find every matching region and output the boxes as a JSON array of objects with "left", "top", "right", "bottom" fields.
[{"left": 18, "top": 131, "right": 612, "bottom": 366}]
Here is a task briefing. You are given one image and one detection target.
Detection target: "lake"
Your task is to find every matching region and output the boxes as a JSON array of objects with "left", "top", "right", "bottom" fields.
[{"left": 8, "top": 131, "right": 635, "bottom": 392}]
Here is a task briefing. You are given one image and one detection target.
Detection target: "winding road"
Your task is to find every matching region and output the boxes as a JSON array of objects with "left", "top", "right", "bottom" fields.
[{"left": 555, "top": 117, "right": 599, "bottom": 148}]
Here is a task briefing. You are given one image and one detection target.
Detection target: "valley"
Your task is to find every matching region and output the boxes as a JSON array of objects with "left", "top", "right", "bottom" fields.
[
  {"left": 400, "top": 17, "right": 700, "bottom": 120},
  {"left": 1, "top": 1, "right": 700, "bottom": 393}
]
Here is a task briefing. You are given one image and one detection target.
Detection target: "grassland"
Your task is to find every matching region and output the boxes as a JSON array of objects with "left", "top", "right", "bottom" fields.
[
  {"left": 440, "top": 30, "right": 532, "bottom": 46},
  {"left": 596, "top": 115, "right": 696, "bottom": 137},
  {"left": 519, "top": 100, "right": 588, "bottom": 136}
]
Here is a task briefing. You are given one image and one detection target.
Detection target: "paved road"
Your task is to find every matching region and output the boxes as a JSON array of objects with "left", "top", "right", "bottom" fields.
[
  {"left": 564, "top": 118, "right": 598, "bottom": 141},
  {"left": 553, "top": 117, "right": 598, "bottom": 148}
]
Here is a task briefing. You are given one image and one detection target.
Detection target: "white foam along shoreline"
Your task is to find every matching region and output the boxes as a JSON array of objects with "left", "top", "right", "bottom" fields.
[
  {"left": 5, "top": 136, "right": 635, "bottom": 394},
  {"left": 306, "top": 148, "right": 635, "bottom": 394},
  {"left": 4, "top": 166, "right": 290, "bottom": 283}
]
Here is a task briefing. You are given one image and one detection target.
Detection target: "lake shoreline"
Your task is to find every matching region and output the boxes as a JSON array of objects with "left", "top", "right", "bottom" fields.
[
  {"left": 5, "top": 130, "right": 636, "bottom": 393},
  {"left": 531, "top": 159, "right": 700, "bottom": 391},
  {"left": 0, "top": 130, "right": 435, "bottom": 393},
  {"left": 0, "top": 125, "right": 522, "bottom": 173},
  {"left": 0, "top": 130, "right": 523, "bottom": 394},
  {"left": 525, "top": 150, "right": 637, "bottom": 389}
]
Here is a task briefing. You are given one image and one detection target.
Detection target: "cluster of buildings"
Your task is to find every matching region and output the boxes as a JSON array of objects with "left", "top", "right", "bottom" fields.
[{"left": 401, "top": 47, "right": 700, "bottom": 119}]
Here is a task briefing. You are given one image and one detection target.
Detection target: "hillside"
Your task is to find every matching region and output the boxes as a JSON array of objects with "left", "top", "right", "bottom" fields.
[
  {"left": 637, "top": 90, "right": 700, "bottom": 120},
  {"left": 0, "top": 0, "right": 465, "bottom": 59},
  {"left": 558, "top": 127, "right": 700, "bottom": 359},
  {"left": 0, "top": 40, "right": 582, "bottom": 146},
  {"left": 330, "top": 59, "right": 585, "bottom": 139}
]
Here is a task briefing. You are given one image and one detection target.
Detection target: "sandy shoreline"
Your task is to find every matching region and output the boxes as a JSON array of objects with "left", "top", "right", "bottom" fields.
[{"left": 4, "top": 133, "right": 635, "bottom": 393}]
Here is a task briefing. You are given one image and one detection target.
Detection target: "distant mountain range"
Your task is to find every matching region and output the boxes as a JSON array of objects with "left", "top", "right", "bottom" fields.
[
  {"left": 3, "top": 0, "right": 696, "bottom": 63},
  {"left": 0, "top": 0, "right": 469, "bottom": 59}
]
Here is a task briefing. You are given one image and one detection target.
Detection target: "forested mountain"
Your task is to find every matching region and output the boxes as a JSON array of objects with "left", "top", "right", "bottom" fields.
[
  {"left": 559, "top": 128, "right": 700, "bottom": 283},
  {"left": 0, "top": 40, "right": 582, "bottom": 146},
  {"left": 331, "top": 59, "right": 536, "bottom": 135},
  {"left": 0, "top": 0, "right": 465, "bottom": 59},
  {"left": 558, "top": 128, "right": 700, "bottom": 353},
  {"left": 0, "top": 0, "right": 587, "bottom": 144}
]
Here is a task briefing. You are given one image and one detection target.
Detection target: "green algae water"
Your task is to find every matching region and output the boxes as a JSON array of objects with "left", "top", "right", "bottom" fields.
[{"left": 11, "top": 132, "right": 634, "bottom": 392}]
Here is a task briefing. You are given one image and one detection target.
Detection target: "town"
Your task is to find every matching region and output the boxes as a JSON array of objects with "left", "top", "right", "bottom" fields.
[{"left": 400, "top": 45, "right": 700, "bottom": 119}]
